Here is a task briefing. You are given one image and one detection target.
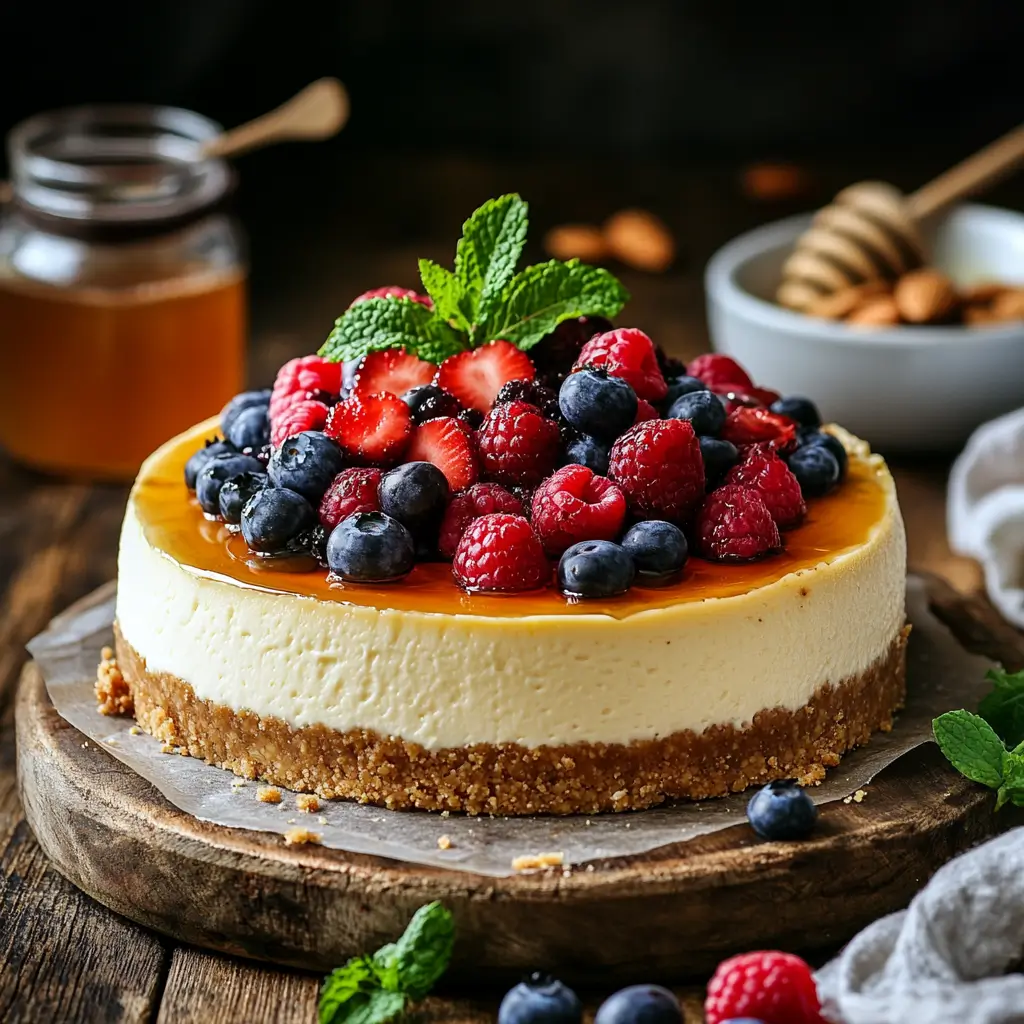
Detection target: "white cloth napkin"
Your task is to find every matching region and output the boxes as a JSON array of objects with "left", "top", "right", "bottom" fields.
[{"left": 949, "top": 407, "right": 1024, "bottom": 627}]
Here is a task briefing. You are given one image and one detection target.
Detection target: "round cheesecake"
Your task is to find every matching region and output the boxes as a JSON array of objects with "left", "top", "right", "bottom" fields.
[{"left": 114, "top": 417, "right": 907, "bottom": 815}]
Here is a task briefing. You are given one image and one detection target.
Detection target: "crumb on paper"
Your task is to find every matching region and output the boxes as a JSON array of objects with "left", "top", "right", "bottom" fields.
[
  {"left": 437, "top": 834, "right": 452, "bottom": 850},
  {"left": 440, "top": 810, "right": 450, "bottom": 819},
  {"left": 96, "top": 647, "right": 133, "bottom": 716},
  {"left": 296, "top": 794, "right": 320, "bottom": 813},
  {"left": 317, "top": 816, "right": 327, "bottom": 825},
  {"left": 284, "top": 827, "right": 321, "bottom": 846},
  {"left": 257, "top": 786, "right": 282, "bottom": 804},
  {"left": 286, "top": 818, "right": 296, "bottom": 824},
  {"left": 853, "top": 789, "right": 867, "bottom": 803},
  {"left": 160, "top": 743, "right": 176, "bottom": 754},
  {"left": 511, "top": 851, "right": 564, "bottom": 872},
  {"left": 129, "top": 726, "right": 142, "bottom": 736}
]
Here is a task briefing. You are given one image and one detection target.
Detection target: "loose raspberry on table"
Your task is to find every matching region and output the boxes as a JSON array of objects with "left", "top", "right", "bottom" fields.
[
  {"left": 348, "top": 286, "right": 433, "bottom": 308},
  {"left": 530, "top": 465, "right": 627, "bottom": 556},
  {"left": 438, "top": 483, "right": 524, "bottom": 559},
  {"left": 269, "top": 356, "right": 343, "bottom": 418},
  {"left": 687, "top": 353, "right": 754, "bottom": 392},
  {"left": 452, "top": 513, "right": 549, "bottom": 592},
  {"left": 575, "top": 328, "right": 668, "bottom": 402},
  {"left": 318, "top": 468, "right": 382, "bottom": 529},
  {"left": 696, "top": 484, "right": 782, "bottom": 562},
  {"left": 721, "top": 406, "right": 798, "bottom": 450},
  {"left": 726, "top": 446, "right": 806, "bottom": 529},
  {"left": 270, "top": 399, "right": 330, "bottom": 447},
  {"left": 704, "top": 950, "right": 825, "bottom": 1024},
  {"left": 477, "top": 400, "right": 561, "bottom": 489},
  {"left": 608, "top": 418, "right": 705, "bottom": 523}
]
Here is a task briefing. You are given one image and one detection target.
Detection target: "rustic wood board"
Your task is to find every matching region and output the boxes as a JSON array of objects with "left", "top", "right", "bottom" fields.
[{"left": 14, "top": 575, "right": 1024, "bottom": 987}]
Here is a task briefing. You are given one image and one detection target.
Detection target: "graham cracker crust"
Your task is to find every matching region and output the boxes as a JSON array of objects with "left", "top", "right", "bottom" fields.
[{"left": 114, "top": 625, "right": 908, "bottom": 815}]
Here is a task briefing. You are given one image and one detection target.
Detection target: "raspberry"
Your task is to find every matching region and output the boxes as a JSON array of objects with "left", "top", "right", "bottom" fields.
[
  {"left": 633, "top": 398, "right": 658, "bottom": 423},
  {"left": 438, "top": 483, "right": 524, "bottom": 559},
  {"left": 608, "top": 419, "right": 705, "bottom": 523},
  {"left": 530, "top": 465, "right": 627, "bottom": 556},
  {"left": 452, "top": 513, "right": 549, "bottom": 592},
  {"left": 324, "top": 392, "right": 412, "bottom": 465},
  {"left": 318, "top": 468, "right": 382, "bottom": 529},
  {"left": 704, "top": 951, "right": 825, "bottom": 1024},
  {"left": 349, "top": 286, "right": 432, "bottom": 308},
  {"left": 269, "top": 356, "right": 343, "bottom": 418},
  {"left": 726, "top": 446, "right": 806, "bottom": 529},
  {"left": 575, "top": 328, "right": 668, "bottom": 402},
  {"left": 270, "top": 399, "right": 329, "bottom": 446},
  {"left": 722, "top": 407, "right": 798, "bottom": 450},
  {"left": 687, "top": 353, "right": 754, "bottom": 392},
  {"left": 696, "top": 484, "right": 782, "bottom": 562},
  {"left": 477, "top": 401, "right": 561, "bottom": 489}
]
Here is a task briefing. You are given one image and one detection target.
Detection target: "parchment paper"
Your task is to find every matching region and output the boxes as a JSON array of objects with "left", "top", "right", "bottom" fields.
[{"left": 25, "top": 576, "right": 995, "bottom": 878}]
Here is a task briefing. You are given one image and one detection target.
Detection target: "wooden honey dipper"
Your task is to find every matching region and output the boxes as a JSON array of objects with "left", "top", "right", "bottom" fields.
[{"left": 778, "top": 124, "right": 1024, "bottom": 311}]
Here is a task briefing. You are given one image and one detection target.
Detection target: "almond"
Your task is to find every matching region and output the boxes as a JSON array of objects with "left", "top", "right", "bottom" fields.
[
  {"left": 893, "top": 268, "right": 958, "bottom": 324},
  {"left": 603, "top": 209, "right": 675, "bottom": 272},
  {"left": 961, "top": 281, "right": 1007, "bottom": 305},
  {"left": 990, "top": 288, "right": 1024, "bottom": 322},
  {"left": 964, "top": 304, "right": 1000, "bottom": 326},
  {"left": 846, "top": 294, "right": 901, "bottom": 327},
  {"left": 543, "top": 224, "right": 609, "bottom": 263},
  {"left": 805, "top": 280, "right": 889, "bottom": 319}
]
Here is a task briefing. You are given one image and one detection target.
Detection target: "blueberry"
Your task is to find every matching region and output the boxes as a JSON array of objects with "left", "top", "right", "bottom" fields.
[
  {"left": 326, "top": 511, "right": 415, "bottom": 582},
  {"left": 788, "top": 445, "right": 840, "bottom": 498},
  {"left": 195, "top": 452, "right": 264, "bottom": 515},
  {"left": 240, "top": 487, "right": 317, "bottom": 552},
  {"left": 559, "top": 368, "right": 637, "bottom": 442},
  {"left": 621, "top": 521, "right": 688, "bottom": 582},
  {"left": 267, "top": 431, "right": 345, "bottom": 503},
  {"left": 221, "top": 389, "right": 271, "bottom": 436},
  {"left": 184, "top": 439, "right": 237, "bottom": 490},
  {"left": 699, "top": 437, "right": 740, "bottom": 481},
  {"left": 747, "top": 780, "right": 818, "bottom": 841},
  {"left": 226, "top": 405, "right": 271, "bottom": 452},
  {"left": 557, "top": 540, "right": 635, "bottom": 598},
  {"left": 668, "top": 390, "right": 726, "bottom": 437},
  {"left": 594, "top": 985, "right": 682, "bottom": 1024},
  {"left": 663, "top": 374, "right": 708, "bottom": 409},
  {"left": 798, "top": 430, "right": 848, "bottom": 479},
  {"left": 498, "top": 973, "right": 582, "bottom": 1024},
  {"left": 378, "top": 462, "right": 450, "bottom": 534},
  {"left": 563, "top": 435, "right": 611, "bottom": 476},
  {"left": 218, "top": 471, "right": 268, "bottom": 524},
  {"left": 770, "top": 395, "right": 821, "bottom": 430},
  {"left": 402, "top": 383, "right": 462, "bottom": 424}
]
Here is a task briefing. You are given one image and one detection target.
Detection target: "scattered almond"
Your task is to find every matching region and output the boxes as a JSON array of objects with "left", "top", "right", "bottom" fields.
[
  {"left": 846, "top": 294, "right": 901, "bottom": 327},
  {"left": 603, "top": 209, "right": 675, "bottom": 272},
  {"left": 543, "top": 224, "right": 609, "bottom": 263},
  {"left": 964, "top": 304, "right": 1000, "bottom": 326},
  {"left": 805, "top": 280, "right": 889, "bottom": 320},
  {"left": 893, "top": 268, "right": 957, "bottom": 324}
]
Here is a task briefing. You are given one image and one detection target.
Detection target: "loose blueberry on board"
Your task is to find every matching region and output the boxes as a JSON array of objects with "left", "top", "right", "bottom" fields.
[
  {"left": 220, "top": 389, "right": 271, "bottom": 436},
  {"left": 770, "top": 395, "right": 821, "bottom": 430},
  {"left": 746, "top": 780, "right": 818, "bottom": 841},
  {"left": 594, "top": 984, "right": 683, "bottom": 1024},
  {"left": 663, "top": 374, "right": 708, "bottom": 409},
  {"left": 184, "top": 439, "right": 237, "bottom": 490},
  {"left": 699, "top": 437, "right": 740, "bottom": 481},
  {"left": 226, "top": 404, "right": 271, "bottom": 452},
  {"left": 402, "top": 383, "right": 462, "bottom": 424},
  {"left": 498, "top": 973, "right": 583, "bottom": 1024},
  {"left": 557, "top": 540, "right": 636, "bottom": 598},
  {"left": 563, "top": 434, "right": 611, "bottom": 476},
  {"left": 787, "top": 445, "right": 841, "bottom": 498},
  {"left": 558, "top": 368, "right": 638, "bottom": 442},
  {"left": 267, "top": 431, "right": 345, "bottom": 503},
  {"left": 378, "top": 461, "right": 451, "bottom": 534},
  {"left": 218, "top": 471, "right": 268, "bottom": 524},
  {"left": 326, "top": 511, "right": 416, "bottom": 582},
  {"left": 668, "top": 389, "right": 726, "bottom": 437},
  {"left": 240, "top": 486, "right": 317, "bottom": 553},
  {"left": 797, "top": 429, "right": 848, "bottom": 478},
  {"left": 195, "top": 452, "right": 265, "bottom": 515},
  {"left": 621, "top": 521, "right": 688, "bottom": 582}
]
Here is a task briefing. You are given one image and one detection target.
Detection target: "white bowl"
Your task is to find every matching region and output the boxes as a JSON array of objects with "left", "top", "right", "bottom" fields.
[{"left": 705, "top": 204, "right": 1024, "bottom": 452}]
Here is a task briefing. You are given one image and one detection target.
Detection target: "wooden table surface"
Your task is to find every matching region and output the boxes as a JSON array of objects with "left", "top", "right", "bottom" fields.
[{"left": 0, "top": 152, "right": 1002, "bottom": 1022}]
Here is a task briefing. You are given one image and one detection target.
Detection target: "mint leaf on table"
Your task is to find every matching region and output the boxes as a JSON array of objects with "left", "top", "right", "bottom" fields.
[
  {"left": 978, "top": 668, "right": 1024, "bottom": 748},
  {"left": 933, "top": 710, "right": 1007, "bottom": 789},
  {"left": 392, "top": 901, "right": 455, "bottom": 1000},
  {"left": 318, "top": 957, "right": 380, "bottom": 1024},
  {"left": 997, "top": 750, "right": 1024, "bottom": 809},
  {"left": 418, "top": 258, "right": 473, "bottom": 333}
]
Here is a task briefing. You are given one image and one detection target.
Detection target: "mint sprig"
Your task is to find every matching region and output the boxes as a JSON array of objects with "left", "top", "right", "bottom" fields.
[
  {"left": 978, "top": 668, "right": 1024, "bottom": 748},
  {"left": 319, "top": 902, "right": 454, "bottom": 1024}
]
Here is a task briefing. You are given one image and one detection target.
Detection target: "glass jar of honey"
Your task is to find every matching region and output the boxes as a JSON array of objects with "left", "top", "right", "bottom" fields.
[{"left": 0, "top": 106, "right": 247, "bottom": 480}]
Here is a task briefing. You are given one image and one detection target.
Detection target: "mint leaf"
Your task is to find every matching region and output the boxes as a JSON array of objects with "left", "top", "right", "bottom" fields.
[
  {"left": 393, "top": 901, "right": 455, "bottom": 1001},
  {"left": 322, "top": 989, "right": 406, "bottom": 1024},
  {"left": 319, "top": 957, "right": 382, "bottom": 1024},
  {"left": 481, "top": 260, "right": 630, "bottom": 350},
  {"left": 997, "top": 750, "right": 1024, "bottom": 808},
  {"left": 978, "top": 668, "right": 1024, "bottom": 748},
  {"left": 418, "top": 258, "right": 472, "bottom": 333},
  {"left": 320, "top": 298, "right": 465, "bottom": 365},
  {"left": 933, "top": 710, "right": 1007, "bottom": 789}
]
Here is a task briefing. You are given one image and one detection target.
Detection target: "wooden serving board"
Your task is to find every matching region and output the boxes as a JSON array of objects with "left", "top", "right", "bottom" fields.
[{"left": 14, "top": 575, "right": 1024, "bottom": 986}]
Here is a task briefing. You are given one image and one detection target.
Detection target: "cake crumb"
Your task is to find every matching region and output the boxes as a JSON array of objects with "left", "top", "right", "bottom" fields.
[
  {"left": 284, "top": 827, "right": 321, "bottom": 846},
  {"left": 511, "top": 851, "right": 564, "bottom": 872},
  {"left": 853, "top": 788, "right": 867, "bottom": 803},
  {"left": 129, "top": 725, "right": 142, "bottom": 736},
  {"left": 437, "top": 834, "right": 452, "bottom": 850},
  {"left": 440, "top": 810, "right": 450, "bottom": 819},
  {"left": 160, "top": 743, "right": 175, "bottom": 754},
  {"left": 257, "top": 786, "right": 282, "bottom": 804},
  {"left": 96, "top": 648, "right": 133, "bottom": 716},
  {"left": 317, "top": 816, "right": 327, "bottom": 825},
  {"left": 296, "top": 794, "right": 320, "bottom": 813}
]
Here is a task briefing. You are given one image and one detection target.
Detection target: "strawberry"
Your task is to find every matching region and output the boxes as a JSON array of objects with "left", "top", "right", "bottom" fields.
[
  {"left": 405, "top": 416, "right": 479, "bottom": 491},
  {"left": 687, "top": 353, "right": 754, "bottom": 392},
  {"left": 721, "top": 407, "right": 798, "bottom": 450},
  {"left": 324, "top": 392, "right": 412, "bottom": 465},
  {"left": 352, "top": 349, "right": 437, "bottom": 399},
  {"left": 436, "top": 340, "right": 535, "bottom": 413}
]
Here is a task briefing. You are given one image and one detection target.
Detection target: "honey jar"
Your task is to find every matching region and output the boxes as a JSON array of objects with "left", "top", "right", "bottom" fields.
[{"left": 0, "top": 105, "right": 247, "bottom": 480}]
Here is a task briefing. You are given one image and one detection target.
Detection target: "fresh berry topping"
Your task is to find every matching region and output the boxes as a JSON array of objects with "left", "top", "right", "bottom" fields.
[
  {"left": 721, "top": 407, "right": 797, "bottom": 450},
  {"left": 575, "top": 328, "right": 668, "bottom": 402},
  {"left": 634, "top": 398, "right": 659, "bottom": 423},
  {"left": 270, "top": 399, "right": 330, "bottom": 446},
  {"left": 218, "top": 471, "right": 268, "bottom": 524},
  {"left": 664, "top": 375, "right": 708, "bottom": 409},
  {"left": 309, "top": 523, "right": 330, "bottom": 564},
  {"left": 402, "top": 383, "right": 463, "bottom": 424},
  {"left": 438, "top": 483, "right": 524, "bottom": 559},
  {"left": 787, "top": 446, "right": 841, "bottom": 497},
  {"left": 594, "top": 985, "right": 683, "bottom": 1024},
  {"left": 558, "top": 367, "right": 638, "bottom": 441},
  {"left": 195, "top": 452, "right": 265, "bottom": 515},
  {"left": 621, "top": 520, "right": 689, "bottom": 582},
  {"left": 452, "top": 513, "right": 549, "bottom": 593},
  {"left": 723, "top": 385, "right": 781, "bottom": 410},
  {"left": 705, "top": 951, "right": 824, "bottom": 1024},
  {"left": 747, "top": 780, "right": 819, "bottom": 841},
  {"left": 530, "top": 465, "right": 627, "bottom": 556},
  {"left": 324, "top": 392, "right": 413, "bottom": 465},
  {"left": 557, "top": 540, "right": 635, "bottom": 598},
  {"left": 352, "top": 348, "right": 437, "bottom": 399},
  {"left": 608, "top": 419, "right": 705, "bottom": 523},
  {"left": 696, "top": 485, "right": 782, "bottom": 562},
  {"left": 267, "top": 431, "right": 345, "bottom": 503},
  {"left": 477, "top": 400, "right": 561, "bottom": 488},
  {"left": 269, "top": 356, "right": 343, "bottom": 417},
  {"left": 498, "top": 973, "right": 583, "bottom": 1024},
  {"left": 668, "top": 389, "right": 727, "bottom": 437},
  {"left": 185, "top": 438, "right": 237, "bottom": 490},
  {"left": 348, "top": 286, "right": 432, "bottom": 308},
  {"left": 459, "top": 407, "right": 485, "bottom": 429},
  {"left": 726, "top": 447, "right": 806, "bottom": 530},
  {"left": 797, "top": 430, "right": 848, "bottom": 478},
  {"left": 240, "top": 487, "right": 317, "bottom": 553},
  {"left": 326, "top": 511, "right": 416, "bottom": 582},
  {"left": 436, "top": 340, "right": 536, "bottom": 413},
  {"left": 655, "top": 345, "right": 687, "bottom": 381},
  {"left": 530, "top": 315, "right": 613, "bottom": 380},
  {"left": 318, "top": 468, "right": 382, "bottom": 529},
  {"left": 699, "top": 437, "right": 741, "bottom": 482},
  {"left": 378, "top": 461, "right": 451, "bottom": 535},
  {"left": 495, "top": 378, "right": 559, "bottom": 417},
  {"left": 686, "top": 353, "right": 754, "bottom": 392},
  {"left": 221, "top": 389, "right": 271, "bottom": 436},
  {"left": 405, "top": 416, "right": 479, "bottom": 492},
  {"left": 563, "top": 434, "right": 611, "bottom": 476}
]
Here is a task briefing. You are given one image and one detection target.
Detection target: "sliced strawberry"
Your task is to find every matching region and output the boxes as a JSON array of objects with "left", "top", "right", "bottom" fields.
[
  {"left": 721, "top": 407, "right": 797, "bottom": 450},
  {"left": 406, "top": 416, "right": 479, "bottom": 491},
  {"left": 435, "top": 340, "right": 535, "bottom": 414},
  {"left": 352, "top": 348, "right": 437, "bottom": 399},
  {"left": 687, "top": 354, "right": 754, "bottom": 393},
  {"left": 324, "top": 392, "right": 412, "bottom": 465}
]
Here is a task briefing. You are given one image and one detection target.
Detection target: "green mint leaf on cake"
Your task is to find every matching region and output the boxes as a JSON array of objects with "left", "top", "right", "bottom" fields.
[
  {"left": 392, "top": 900, "right": 455, "bottom": 1000},
  {"left": 933, "top": 710, "right": 1008, "bottom": 790},
  {"left": 418, "top": 258, "right": 473, "bottom": 333},
  {"left": 978, "top": 667, "right": 1024, "bottom": 748}
]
